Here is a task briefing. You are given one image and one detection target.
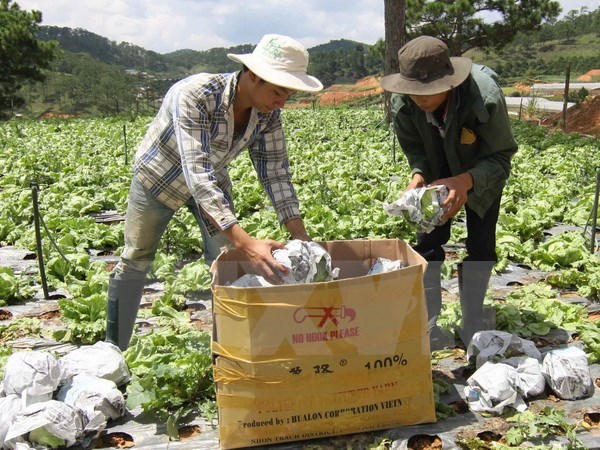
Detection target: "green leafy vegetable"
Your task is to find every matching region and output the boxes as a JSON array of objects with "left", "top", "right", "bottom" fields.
[
  {"left": 28, "top": 426, "right": 65, "bottom": 449},
  {"left": 0, "top": 267, "right": 36, "bottom": 306},
  {"left": 124, "top": 315, "right": 215, "bottom": 431},
  {"left": 53, "top": 294, "right": 107, "bottom": 344}
]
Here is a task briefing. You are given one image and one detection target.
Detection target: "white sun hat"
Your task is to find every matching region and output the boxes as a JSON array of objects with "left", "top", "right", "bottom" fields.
[{"left": 227, "top": 34, "right": 323, "bottom": 92}]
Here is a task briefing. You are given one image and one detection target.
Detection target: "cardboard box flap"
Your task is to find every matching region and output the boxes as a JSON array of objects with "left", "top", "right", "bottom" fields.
[{"left": 212, "top": 239, "right": 426, "bottom": 287}]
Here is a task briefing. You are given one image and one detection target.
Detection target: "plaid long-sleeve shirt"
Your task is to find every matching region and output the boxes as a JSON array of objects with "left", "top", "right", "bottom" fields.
[{"left": 133, "top": 72, "right": 301, "bottom": 236}]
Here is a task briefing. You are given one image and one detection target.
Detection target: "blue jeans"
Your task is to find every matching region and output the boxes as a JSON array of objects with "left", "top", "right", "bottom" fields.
[{"left": 113, "top": 176, "right": 231, "bottom": 282}]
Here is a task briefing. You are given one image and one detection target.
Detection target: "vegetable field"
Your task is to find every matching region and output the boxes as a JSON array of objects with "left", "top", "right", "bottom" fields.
[{"left": 0, "top": 108, "right": 599, "bottom": 448}]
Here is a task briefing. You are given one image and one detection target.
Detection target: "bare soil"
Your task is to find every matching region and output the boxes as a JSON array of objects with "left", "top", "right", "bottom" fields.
[
  {"left": 541, "top": 94, "right": 600, "bottom": 137},
  {"left": 578, "top": 69, "right": 600, "bottom": 82},
  {"left": 178, "top": 425, "right": 203, "bottom": 440},
  {"left": 38, "top": 112, "right": 80, "bottom": 119},
  {"left": 407, "top": 434, "right": 444, "bottom": 450},
  {"left": 317, "top": 75, "right": 384, "bottom": 106},
  {"left": 94, "top": 432, "right": 135, "bottom": 448}
]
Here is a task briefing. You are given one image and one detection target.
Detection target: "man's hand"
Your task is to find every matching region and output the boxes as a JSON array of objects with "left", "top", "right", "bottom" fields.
[
  {"left": 239, "top": 238, "right": 288, "bottom": 284},
  {"left": 405, "top": 173, "right": 426, "bottom": 192},
  {"left": 431, "top": 173, "right": 473, "bottom": 221},
  {"left": 223, "top": 225, "right": 287, "bottom": 284},
  {"left": 284, "top": 218, "right": 311, "bottom": 242}
]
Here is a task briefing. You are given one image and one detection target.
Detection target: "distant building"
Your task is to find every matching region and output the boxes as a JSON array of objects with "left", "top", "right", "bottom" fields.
[{"left": 125, "top": 69, "right": 150, "bottom": 78}]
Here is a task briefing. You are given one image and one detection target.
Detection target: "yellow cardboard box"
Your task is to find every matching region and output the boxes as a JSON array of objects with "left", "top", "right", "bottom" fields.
[{"left": 211, "top": 239, "right": 436, "bottom": 449}]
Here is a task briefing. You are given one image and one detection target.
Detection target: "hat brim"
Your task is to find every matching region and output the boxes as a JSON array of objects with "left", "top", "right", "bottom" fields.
[
  {"left": 380, "top": 57, "right": 472, "bottom": 95},
  {"left": 228, "top": 53, "right": 323, "bottom": 92}
]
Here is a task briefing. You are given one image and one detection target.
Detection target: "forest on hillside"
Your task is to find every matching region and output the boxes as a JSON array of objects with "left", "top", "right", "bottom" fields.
[
  {"left": 12, "top": 6, "right": 600, "bottom": 118},
  {"left": 475, "top": 6, "right": 600, "bottom": 81},
  {"left": 36, "top": 27, "right": 381, "bottom": 83}
]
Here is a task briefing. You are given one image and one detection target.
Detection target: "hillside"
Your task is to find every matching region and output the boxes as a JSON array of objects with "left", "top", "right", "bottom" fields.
[
  {"left": 465, "top": 33, "right": 600, "bottom": 82},
  {"left": 35, "top": 26, "right": 378, "bottom": 80},
  {"left": 162, "top": 44, "right": 254, "bottom": 74},
  {"left": 34, "top": 5, "right": 600, "bottom": 85},
  {"left": 21, "top": 26, "right": 381, "bottom": 117},
  {"left": 37, "top": 26, "right": 171, "bottom": 72},
  {"left": 308, "top": 38, "right": 368, "bottom": 53},
  {"left": 16, "top": 7, "right": 600, "bottom": 118},
  {"left": 35, "top": 6, "right": 599, "bottom": 86},
  {"left": 37, "top": 26, "right": 241, "bottom": 74},
  {"left": 465, "top": 7, "right": 600, "bottom": 82}
]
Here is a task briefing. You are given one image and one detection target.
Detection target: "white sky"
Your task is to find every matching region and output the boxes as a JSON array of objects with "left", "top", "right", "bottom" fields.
[{"left": 16, "top": 0, "right": 600, "bottom": 54}]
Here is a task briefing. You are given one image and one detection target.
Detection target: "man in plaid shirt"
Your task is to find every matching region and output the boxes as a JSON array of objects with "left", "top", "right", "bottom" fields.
[{"left": 107, "top": 34, "right": 323, "bottom": 350}]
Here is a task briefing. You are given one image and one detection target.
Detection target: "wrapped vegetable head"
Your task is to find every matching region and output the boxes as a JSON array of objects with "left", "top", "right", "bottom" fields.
[{"left": 384, "top": 185, "right": 449, "bottom": 233}]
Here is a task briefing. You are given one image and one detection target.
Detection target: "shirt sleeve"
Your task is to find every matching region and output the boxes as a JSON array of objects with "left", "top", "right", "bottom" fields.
[
  {"left": 467, "top": 88, "right": 518, "bottom": 195},
  {"left": 248, "top": 111, "right": 301, "bottom": 224},
  {"left": 172, "top": 87, "right": 238, "bottom": 232}
]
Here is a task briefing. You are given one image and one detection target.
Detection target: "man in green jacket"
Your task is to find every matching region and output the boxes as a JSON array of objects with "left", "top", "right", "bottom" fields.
[{"left": 381, "top": 36, "right": 517, "bottom": 349}]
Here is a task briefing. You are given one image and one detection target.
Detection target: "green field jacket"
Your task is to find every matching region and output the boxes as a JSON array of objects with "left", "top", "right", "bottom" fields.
[{"left": 391, "top": 64, "right": 518, "bottom": 218}]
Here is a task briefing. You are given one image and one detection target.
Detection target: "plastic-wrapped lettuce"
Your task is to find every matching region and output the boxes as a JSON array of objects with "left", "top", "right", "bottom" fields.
[
  {"left": 464, "top": 361, "right": 527, "bottom": 415},
  {"left": 230, "top": 240, "right": 339, "bottom": 287},
  {"left": 466, "top": 330, "right": 541, "bottom": 369},
  {"left": 504, "top": 356, "right": 546, "bottom": 398},
  {"left": 59, "top": 341, "right": 130, "bottom": 387},
  {"left": 0, "top": 394, "right": 22, "bottom": 445},
  {"left": 273, "top": 240, "right": 339, "bottom": 284},
  {"left": 542, "top": 347, "right": 594, "bottom": 400},
  {"left": 384, "top": 185, "right": 449, "bottom": 233},
  {"left": 56, "top": 373, "right": 125, "bottom": 422},
  {"left": 367, "top": 257, "right": 404, "bottom": 275},
  {"left": 4, "top": 400, "right": 83, "bottom": 448},
  {"left": 2, "top": 351, "right": 61, "bottom": 406}
]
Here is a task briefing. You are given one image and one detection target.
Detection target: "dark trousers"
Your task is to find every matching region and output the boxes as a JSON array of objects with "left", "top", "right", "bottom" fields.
[
  {"left": 413, "top": 194, "right": 501, "bottom": 264},
  {"left": 416, "top": 194, "right": 502, "bottom": 343}
]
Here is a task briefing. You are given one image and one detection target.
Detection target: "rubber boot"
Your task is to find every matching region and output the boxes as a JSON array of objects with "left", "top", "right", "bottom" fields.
[
  {"left": 457, "top": 261, "right": 495, "bottom": 348},
  {"left": 106, "top": 274, "right": 146, "bottom": 351},
  {"left": 423, "top": 261, "right": 452, "bottom": 350},
  {"left": 423, "top": 261, "right": 443, "bottom": 328}
]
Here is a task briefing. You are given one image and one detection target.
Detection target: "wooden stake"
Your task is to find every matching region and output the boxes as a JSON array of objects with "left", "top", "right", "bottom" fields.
[{"left": 562, "top": 62, "right": 571, "bottom": 132}]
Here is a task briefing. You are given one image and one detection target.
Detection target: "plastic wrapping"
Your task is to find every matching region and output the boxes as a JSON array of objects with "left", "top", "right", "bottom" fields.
[
  {"left": 542, "top": 346, "right": 594, "bottom": 400},
  {"left": 504, "top": 356, "right": 546, "bottom": 397},
  {"left": 4, "top": 400, "right": 83, "bottom": 448},
  {"left": 464, "top": 361, "right": 527, "bottom": 415},
  {"left": 229, "top": 274, "right": 273, "bottom": 288},
  {"left": 367, "top": 257, "right": 405, "bottom": 275},
  {"left": 56, "top": 373, "right": 125, "bottom": 423},
  {"left": 384, "top": 185, "right": 449, "bottom": 233},
  {"left": 2, "top": 351, "right": 61, "bottom": 407},
  {"left": 466, "top": 330, "right": 542, "bottom": 369},
  {"left": 230, "top": 240, "right": 339, "bottom": 287},
  {"left": 272, "top": 240, "right": 339, "bottom": 283},
  {"left": 0, "top": 394, "right": 22, "bottom": 448},
  {"left": 59, "top": 341, "right": 130, "bottom": 387},
  {"left": 12, "top": 444, "right": 33, "bottom": 450}
]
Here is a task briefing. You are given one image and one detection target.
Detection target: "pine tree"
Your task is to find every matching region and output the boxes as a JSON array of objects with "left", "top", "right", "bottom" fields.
[{"left": 0, "top": 0, "right": 55, "bottom": 117}]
